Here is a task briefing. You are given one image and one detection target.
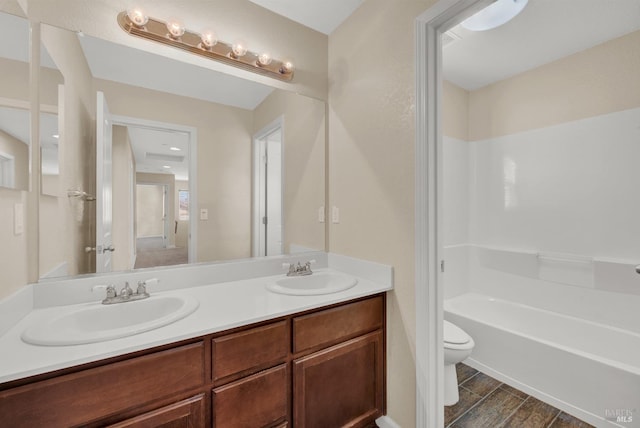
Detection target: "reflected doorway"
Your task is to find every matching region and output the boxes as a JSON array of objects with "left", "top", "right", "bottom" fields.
[{"left": 253, "top": 117, "right": 284, "bottom": 257}]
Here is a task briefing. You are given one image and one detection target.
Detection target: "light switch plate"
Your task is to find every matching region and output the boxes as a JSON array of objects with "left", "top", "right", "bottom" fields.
[
  {"left": 332, "top": 206, "right": 340, "bottom": 224},
  {"left": 200, "top": 208, "right": 208, "bottom": 220},
  {"left": 318, "top": 206, "right": 325, "bottom": 223}
]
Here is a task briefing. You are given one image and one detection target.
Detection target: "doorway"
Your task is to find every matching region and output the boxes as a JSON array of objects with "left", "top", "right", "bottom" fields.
[{"left": 253, "top": 117, "right": 284, "bottom": 257}]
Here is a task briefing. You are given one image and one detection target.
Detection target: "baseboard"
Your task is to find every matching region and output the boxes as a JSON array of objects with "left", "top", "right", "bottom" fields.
[{"left": 376, "top": 415, "right": 401, "bottom": 428}]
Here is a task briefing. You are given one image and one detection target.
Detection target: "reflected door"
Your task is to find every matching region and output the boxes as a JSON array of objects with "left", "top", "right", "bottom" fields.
[
  {"left": 96, "top": 91, "right": 114, "bottom": 272},
  {"left": 253, "top": 121, "right": 283, "bottom": 257}
]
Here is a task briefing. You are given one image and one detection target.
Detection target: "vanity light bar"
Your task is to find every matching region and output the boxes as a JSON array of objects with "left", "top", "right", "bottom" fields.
[{"left": 117, "top": 11, "right": 294, "bottom": 82}]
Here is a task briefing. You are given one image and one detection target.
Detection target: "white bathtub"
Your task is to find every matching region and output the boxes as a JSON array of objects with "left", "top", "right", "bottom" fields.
[{"left": 445, "top": 293, "right": 640, "bottom": 428}]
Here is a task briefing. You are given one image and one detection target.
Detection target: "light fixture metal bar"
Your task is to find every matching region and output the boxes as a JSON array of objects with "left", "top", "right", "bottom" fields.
[{"left": 117, "top": 12, "right": 293, "bottom": 82}]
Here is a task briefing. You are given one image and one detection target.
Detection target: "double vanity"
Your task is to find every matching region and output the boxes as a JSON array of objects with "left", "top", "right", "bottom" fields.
[{"left": 0, "top": 253, "right": 392, "bottom": 427}]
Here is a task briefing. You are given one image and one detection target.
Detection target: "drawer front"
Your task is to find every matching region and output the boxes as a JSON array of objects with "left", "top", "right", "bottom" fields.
[
  {"left": 212, "top": 320, "right": 288, "bottom": 383},
  {"left": 212, "top": 364, "right": 288, "bottom": 428},
  {"left": 0, "top": 342, "right": 205, "bottom": 428},
  {"left": 293, "top": 296, "right": 383, "bottom": 354},
  {"left": 108, "top": 394, "right": 205, "bottom": 428}
]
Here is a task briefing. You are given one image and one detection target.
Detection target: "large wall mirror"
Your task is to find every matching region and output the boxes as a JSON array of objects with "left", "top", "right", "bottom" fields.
[
  {"left": 37, "top": 21, "right": 326, "bottom": 280},
  {"left": 0, "top": 11, "right": 30, "bottom": 192}
]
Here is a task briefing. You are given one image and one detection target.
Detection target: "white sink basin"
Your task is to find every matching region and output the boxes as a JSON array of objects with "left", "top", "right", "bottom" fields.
[
  {"left": 21, "top": 294, "right": 199, "bottom": 346},
  {"left": 266, "top": 272, "right": 358, "bottom": 296}
]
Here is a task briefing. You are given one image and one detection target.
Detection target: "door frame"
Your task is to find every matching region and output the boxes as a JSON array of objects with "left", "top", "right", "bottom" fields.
[
  {"left": 111, "top": 114, "right": 198, "bottom": 264},
  {"left": 252, "top": 115, "right": 284, "bottom": 257},
  {"left": 414, "top": 0, "right": 491, "bottom": 426}
]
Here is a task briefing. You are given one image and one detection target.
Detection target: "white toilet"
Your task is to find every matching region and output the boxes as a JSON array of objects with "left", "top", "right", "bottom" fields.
[{"left": 444, "top": 320, "right": 475, "bottom": 406}]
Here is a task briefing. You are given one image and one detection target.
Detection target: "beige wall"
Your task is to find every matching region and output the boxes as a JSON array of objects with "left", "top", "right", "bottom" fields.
[
  {"left": 0, "top": 130, "right": 29, "bottom": 190},
  {"left": 469, "top": 30, "right": 640, "bottom": 141},
  {"left": 328, "top": 1, "right": 434, "bottom": 426},
  {"left": 112, "top": 125, "right": 134, "bottom": 271},
  {"left": 253, "top": 90, "right": 326, "bottom": 253},
  {"left": 0, "top": 188, "right": 28, "bottom": 298},
  {"left": 0, "top": 55, "right": 29, "bottom": 298},
  {"left": 443, "top": 80, "right": 469, "bottom": 141},
  {"left": 39, "top": 24, "right": 95, "bottom": 278}
]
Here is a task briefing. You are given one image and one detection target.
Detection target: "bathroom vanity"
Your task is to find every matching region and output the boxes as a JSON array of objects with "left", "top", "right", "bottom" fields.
[{"left": 0, "top": 283, "right": 386, "bottom": 427}]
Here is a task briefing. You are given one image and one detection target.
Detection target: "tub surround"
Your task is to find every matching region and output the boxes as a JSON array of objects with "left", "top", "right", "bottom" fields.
[{"left": 0, "top": 252, "right": 392, "bottom": 385}]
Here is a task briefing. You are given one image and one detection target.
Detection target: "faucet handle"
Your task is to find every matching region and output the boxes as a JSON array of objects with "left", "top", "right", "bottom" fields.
[
  {"left": 92, "top": 284, "right": 117, "bottom": 299},
  {"left": 136, "top": 278, "right": 158, "bottom": 295}
]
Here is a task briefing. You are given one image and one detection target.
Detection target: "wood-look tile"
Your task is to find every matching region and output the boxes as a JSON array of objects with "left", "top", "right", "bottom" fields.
[
  {"left": 460, "top": 372, "right": 502, "bottom": 397},
  {"left": 549, "top": 412, "right": 595, "bottom": 428},
  {"left": 456, "top": 363, "right": 478, "bottom": 384},
  {"left": 499, "top": 383, "right": 529, "bottom": 400},
  {"left": 445, "top": 386, "right": 484, "bottom": 427},
  {"left": 501, "top": 396, "right": 560, "bottom": 428},
  {"left": 451, "top": 388, "right": 524, "bottom": 428}
]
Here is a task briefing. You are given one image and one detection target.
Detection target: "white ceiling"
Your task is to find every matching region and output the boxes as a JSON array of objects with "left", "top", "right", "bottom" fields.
[
  {"left": 127, "top": 127, "right": 190, "bottom": 181},
  {"left": 443, "top": 0, "right": 640, "bottom": 90},
  {"left": 248, "top": 0, "right": 364, "bottom": 34}
]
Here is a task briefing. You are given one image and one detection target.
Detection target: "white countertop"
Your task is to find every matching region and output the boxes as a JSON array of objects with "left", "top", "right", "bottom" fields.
[{"left": 0, "top": 267, "right": 391, "bottom": 384}]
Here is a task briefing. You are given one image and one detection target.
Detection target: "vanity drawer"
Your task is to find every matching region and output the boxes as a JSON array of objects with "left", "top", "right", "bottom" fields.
[
  {"left": 0, "top": 341, "right": 205, "bottom": 428},
  {"left": 212, "top": 364, "right": 288, "bottom": 428},
  {"left": 212, "top": 320, "right": 288, "bottom": 383},
  {"left": 292, "top": 296, "right": 383, "bottom": 354}
]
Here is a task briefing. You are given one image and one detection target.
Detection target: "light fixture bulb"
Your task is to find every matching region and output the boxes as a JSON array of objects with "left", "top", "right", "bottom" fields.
[
  {"left": 126, "top": 7, "right": 149, "bottom": 27},
  {"left": 166, "top": 19, "right": 185, "bottom": 38},
  {"left": 257, "top": 52, "right": 272, "bottom": 66},
  {"left": 280, "top": 61, "right": 294, "bottom": 74},
  {"left": 461, "top": 0, "right": 528, "bottom": 32},
  {"left": 231, "top": 41, "right": 248, "bottom": 58},
  {"left": 170, "top": 147, "right": 181, "bottom": 151},
  {"left": 200, "top": 30, "right": 217, "bottom": 49}
]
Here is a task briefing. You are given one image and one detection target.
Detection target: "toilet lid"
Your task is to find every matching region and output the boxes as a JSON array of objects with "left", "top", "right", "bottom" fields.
[{"left": 444, "top": 320, "right": 470, "bottom": 345}]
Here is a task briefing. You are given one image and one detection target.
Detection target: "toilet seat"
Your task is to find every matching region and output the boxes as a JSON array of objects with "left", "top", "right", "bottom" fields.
[{"left": 444, "top": 320, "right": 470, "bottom": 345}]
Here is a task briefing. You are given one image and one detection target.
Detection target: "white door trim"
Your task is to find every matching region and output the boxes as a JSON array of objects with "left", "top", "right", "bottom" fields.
[
  {"left": 414, "top": 1, "right": 489, "bottom": 426},
  {"left": 111, "top": 114, "right": 198, "bottom": 264}
]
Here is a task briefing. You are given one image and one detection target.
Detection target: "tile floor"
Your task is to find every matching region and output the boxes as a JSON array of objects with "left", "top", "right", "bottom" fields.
[{"left": 445, "top": 363, "right": 595, "bottom": 428}]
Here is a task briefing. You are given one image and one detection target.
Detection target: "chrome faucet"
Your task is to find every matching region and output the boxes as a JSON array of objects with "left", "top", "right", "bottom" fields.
[
  {"left": 284, "top": 260, "right": 315, "bottom": 277},
  {"left": 92, "top": 278, "right": 157, "bottom": 305}
]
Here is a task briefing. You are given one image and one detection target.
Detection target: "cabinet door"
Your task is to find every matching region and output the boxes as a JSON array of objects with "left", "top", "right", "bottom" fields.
[
  {"left": 293, "top": 331, "right": 384, "bottom": 428},
  {"left": 108, "top": 394, "right": 205, "bottom": 428},
  {"left": 212, "top": 364, "right": 287, "bottom": 428}
]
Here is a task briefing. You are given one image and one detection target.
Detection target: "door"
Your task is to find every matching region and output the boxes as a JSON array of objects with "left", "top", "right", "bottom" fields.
[
  {"left": 253, "top": 119, "right": 283, "bottom": 257},
  {"left": 96, "top": 91, "right": 114, "bottom": 272}
]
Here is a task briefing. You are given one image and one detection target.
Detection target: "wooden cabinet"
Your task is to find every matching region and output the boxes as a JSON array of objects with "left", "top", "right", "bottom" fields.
[
  {"left": 292, "top": 299, "right": 384, "bottom": 428},
  {"left": 0, "top": 294, "right": 385, "bottom": 428}
]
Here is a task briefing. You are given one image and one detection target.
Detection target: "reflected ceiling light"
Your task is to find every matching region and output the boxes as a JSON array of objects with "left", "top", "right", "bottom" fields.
[
  {"left": 117, "top": 11, "right": 294, "bottom": 81},
  {"left": 169, "top": 146, "right": 181, "bottom": 151},
  {"left": 461, "top": 0, "right": 528, "bottom": 32},
  {"left": 162, "top": 165, "right": 171, "bottom": 169},
  {"left": 165, "top": 19, "right": 185, "bottom": 38},
  {"left": 52, "top": 134, "right": 59, "bottom": 139},
  {"left": 126, "top": 7, "right": 148, "bottom": 27}
]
